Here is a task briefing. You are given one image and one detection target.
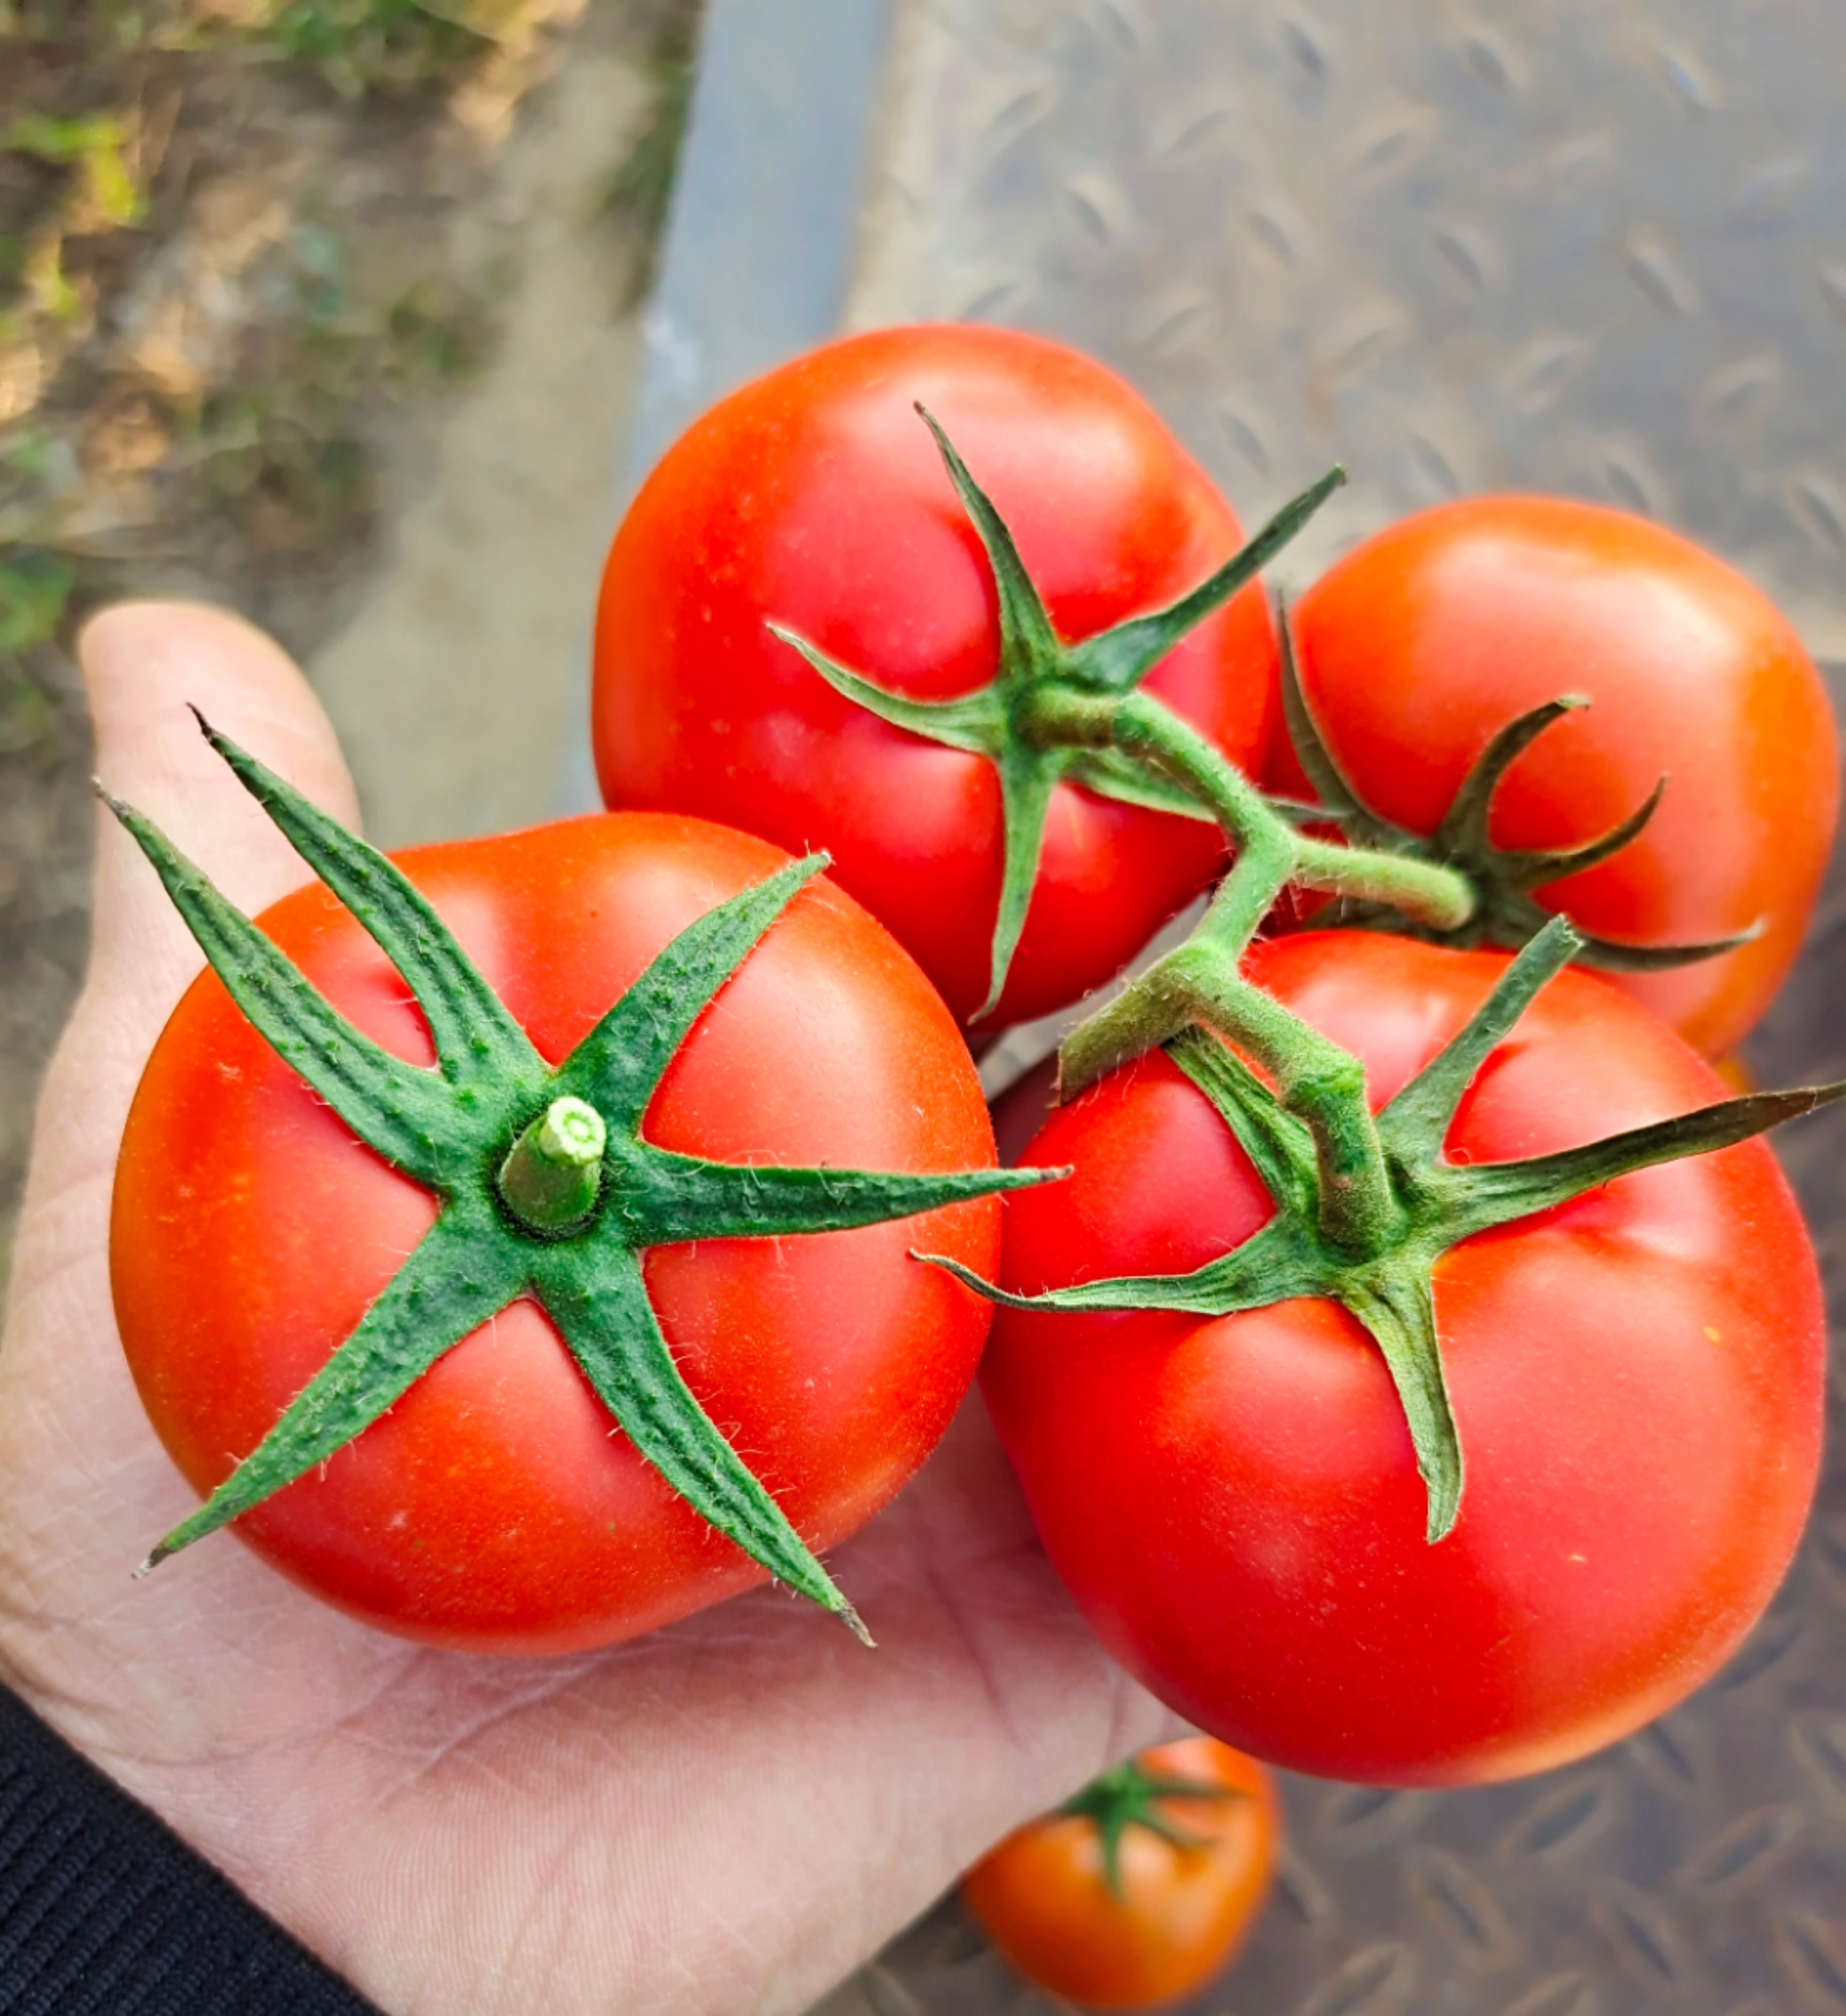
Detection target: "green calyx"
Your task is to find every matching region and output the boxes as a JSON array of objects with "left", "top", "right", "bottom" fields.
[
  {"left": 769, "top": 405, "right": 1358, "bottom": 1021},
  {"left": 108, "top": 718, "right": 1061, "bottom": 1639},
  {"left": 927, "top": 918, "right": 1846, "bottom": 1543},
  {"left": 1277, "top": 614, "right": 1755, "bottom": 973},
  {"left": 1059, "top": 1759, "right": 1242, "bottom": 1901}
]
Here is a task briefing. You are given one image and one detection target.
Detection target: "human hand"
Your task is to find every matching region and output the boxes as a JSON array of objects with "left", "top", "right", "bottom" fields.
[{"left": 0, "top": 603, "right": 1165, "bottom": 2016}]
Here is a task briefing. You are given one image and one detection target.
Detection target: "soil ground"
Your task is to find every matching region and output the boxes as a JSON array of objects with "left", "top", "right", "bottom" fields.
[{"left": 0, "top": 0, "right": 695, "bottom": 1286}]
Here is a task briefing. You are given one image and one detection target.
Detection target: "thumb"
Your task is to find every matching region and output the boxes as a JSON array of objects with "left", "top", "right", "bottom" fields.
[
  {"left": 12, "top": 603, "right": 359, "bottom": 1285},
  {"left": 82, "top": 600, "right": 359, "bottom": 1010}
]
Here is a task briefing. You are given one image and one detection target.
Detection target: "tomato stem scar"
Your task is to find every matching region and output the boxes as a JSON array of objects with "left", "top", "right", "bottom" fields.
[{"left": 498, "top": 1095, "right": 607, "bottom": 1234}]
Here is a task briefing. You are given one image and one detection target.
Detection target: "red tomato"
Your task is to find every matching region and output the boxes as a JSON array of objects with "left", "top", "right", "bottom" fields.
[
  {"left": 983, "top": 932, "right": 1824, "bottom": 1785},
  {"left": 1279, "top": 497, "right": 1838, "bottom": 1056},
  {"left": 962, "top": 1738, "right": 1278, "bottom": 2010},
  {"left": 593, "top": 324, "right": 1279, "bottom": 1029},
  {"left": 112, "top": 814, "right": 1001, "bottom": 1653}
]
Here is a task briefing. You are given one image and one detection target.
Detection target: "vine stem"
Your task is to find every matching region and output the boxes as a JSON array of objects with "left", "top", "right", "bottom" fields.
[{"left": 1026, "top": 686, "right": 1474, "bottom": 1256}]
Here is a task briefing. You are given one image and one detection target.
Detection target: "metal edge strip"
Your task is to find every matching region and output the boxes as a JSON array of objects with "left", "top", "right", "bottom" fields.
[{"left": 558, "top": 0, "right": 902, "bottom": 815}]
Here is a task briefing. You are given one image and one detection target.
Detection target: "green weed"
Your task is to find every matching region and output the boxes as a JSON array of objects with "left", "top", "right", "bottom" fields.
[
  {"left": 3, "top": 112, "right": 146, "bottom": 228},
  {"left": 263, "top": 0, "right": 487, "bottom": 96},
  {"left": 0, "top": 550, "right": 73, "bottom": 656}
]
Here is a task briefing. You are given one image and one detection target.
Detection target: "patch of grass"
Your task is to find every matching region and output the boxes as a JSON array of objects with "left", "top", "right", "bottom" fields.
[
  {"left": 175, "top": 235, "right": 487, "bottom": 560},
  {"left": 263, "top": 0, "right": 490, "bottom": 96},
  {"left": 0, "top": 665, "right": 54, "bottom": 753},
  {"left": 3, "top": 111, "right": 145, "bottom": 228},
  {"left": 385, "top": 285, "right": 480, "bottom": 379},
  {"left": 0, "top": 231, "right": 27, "bottom": 309},
  {"left": 0, "top": 549, "right": 73, "bottom": 656},
  {"left": 0, "top": 549, "right": 74, "bottom": 757}
]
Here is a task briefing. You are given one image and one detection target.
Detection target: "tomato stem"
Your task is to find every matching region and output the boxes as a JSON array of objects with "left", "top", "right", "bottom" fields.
[
  {"left": 770, "top": 409, "right": 1839, "bottom": 1546},
  {"left": 1036, "top": 685, "right": 1465, "bottom": 1254},
  {"left": 1034, "top": 686, "right": 1473, "bottom": 933},
  {"left": 497, "top": 1095, "right": 607, "bottom": 1233},
  {"left": 770, "top": 427, "right": 1382, "bottom": 1020},
  {"left": 768, "top": 409, "right": 1468, "bottom": 1245}
]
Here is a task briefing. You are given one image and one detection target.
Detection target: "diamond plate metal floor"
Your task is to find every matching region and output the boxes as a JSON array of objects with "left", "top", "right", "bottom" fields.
[{"left": 821, "top": 4, "right": 1846, "bottom": 2012}]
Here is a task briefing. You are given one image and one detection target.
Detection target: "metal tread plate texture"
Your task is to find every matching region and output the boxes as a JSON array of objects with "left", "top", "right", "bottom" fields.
[{"left": 822, "top": 4, "right": 1846, "bottom": 2012}]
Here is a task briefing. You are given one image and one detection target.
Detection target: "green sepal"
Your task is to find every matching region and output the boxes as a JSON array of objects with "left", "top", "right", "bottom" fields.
[
  {"left": 1561, "top": 916, "right": 1761, "bottom": 975},
  {"left": 529, "top": 1241, "right": 872, "bottom": 1643},
  {"left": 1166, "top": 1026, "right": 1317, "bottom": 1216},
  {"left": 1492, "top": 778, "right": 1665, "bottom": 889},
  {"left": 611, "top": 1142, "right": 1064, "bottom": 1245},
  {"left": 1379, "top": 918, "right": 1580, "bottom": 1163},
  {"left": 979, "top": 743, "right": 1070, "bottom": 1020},
  {"left": 1064, "top": 467, "right": 1346, "bottom": 695},
  {"left": 138, "top": 1202, "right": 528, "bottom": 1571},
  {"left": 1065, "top": 746, "right": 1218, "bottom": 823},
  {"left": 920, "top": 1211, "right": 1326, "bottom": 1318},
  {"left": 764, "top": 624, "right": 1003, "bottom": 756},
  {"left": 1427, "top": 696, "right": 1589, "bottom": 862},
  {"left": 101, "top": 790, "right": 470, "bottom": 1190},
  {"left": 1267, "top": 794, "right": 1356, "bottom": 829},
  {"left": 194, "top": 714, "right": 544, "bottom": 1091},
  {"left": 1274, "top": 645, "right": 1755, "bottom": 974},
  {"left": 1341, "top": 1265, "right": 1459, "bottom": 1543},
  {"left": 554, "top": 851, "right": 830, "bottom": 1132},
  {"left": 1445, "top": 1078, "right": 1846, "bottom": 1235},
  {"left": 1058, "top": 1758, "right": 1241, "bottom": 1901},
  {"left": 913, "top": 403, "right": 1062, "bottom": 669},
  {"left": 1274, "top": 608, "right": 1386, "bottom": 841}
]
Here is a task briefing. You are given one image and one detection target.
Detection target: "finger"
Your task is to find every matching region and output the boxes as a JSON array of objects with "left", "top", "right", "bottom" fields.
[{"left": 15, "top": 603, "right": 357, "bottom": 1251}]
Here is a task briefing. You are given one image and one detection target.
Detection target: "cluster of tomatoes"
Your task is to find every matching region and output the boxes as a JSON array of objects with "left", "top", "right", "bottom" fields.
[
  {"left": 110, "top": 324, "right": 1838, "bottom": 2009},
  {"left": 593, "top": 323, "right": 1840, "bottom": 2005}
]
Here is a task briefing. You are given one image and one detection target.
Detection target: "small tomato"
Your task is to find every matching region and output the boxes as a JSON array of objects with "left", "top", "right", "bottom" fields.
[{"left": 962, "top": 1738, "right": 1278, "bottom": 2010}]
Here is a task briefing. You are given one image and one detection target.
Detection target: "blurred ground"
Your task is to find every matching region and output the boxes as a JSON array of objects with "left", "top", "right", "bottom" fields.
[{"left": 0, "top": 0, "right": 698, "bottom": 1287}]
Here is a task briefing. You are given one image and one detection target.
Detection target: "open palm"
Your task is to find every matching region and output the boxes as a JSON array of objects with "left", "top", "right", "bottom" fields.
[{"left": 0, "top": 605, "right": 1163, "bottom": 2016}]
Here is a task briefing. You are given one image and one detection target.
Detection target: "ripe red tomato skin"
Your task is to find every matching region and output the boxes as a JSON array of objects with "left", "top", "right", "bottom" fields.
[
  {"left": 111, "top": 812, "right": 1003, "bottom": 1653},
  {"left": 961, "top": 1737, "right": 1278, "bottom": 2010},
  {"left": 1279, "top": 496, "right": 1839, "bottom": 1057},
  {"left": 983, "top": 932, "right": 1824, "bottom": 1786},
  {"left": 593, "top": 323, "right": 1279, "bottom": 1029}
]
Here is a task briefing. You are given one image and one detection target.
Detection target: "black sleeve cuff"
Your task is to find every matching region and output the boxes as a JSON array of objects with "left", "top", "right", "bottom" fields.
[{"left": 0, "top": 1681, "right": 381, "bottom": 2014}]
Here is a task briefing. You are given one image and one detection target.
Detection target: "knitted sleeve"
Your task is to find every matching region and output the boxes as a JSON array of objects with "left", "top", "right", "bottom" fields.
[{"left": 0, "top": 1682, "right": 380, "bottom": 2014}]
